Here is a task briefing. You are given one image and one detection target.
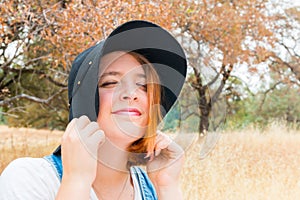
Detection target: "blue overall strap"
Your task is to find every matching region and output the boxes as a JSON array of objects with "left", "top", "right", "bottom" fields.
[
  {"left": 131, "top": 166, "right": 158, "bottom": 200},
  {"left": 43, "top": 155, "right": 157, "bottom": 199},
  {"left": 43, "top": 154, "right": 63, "bottom": 181}
]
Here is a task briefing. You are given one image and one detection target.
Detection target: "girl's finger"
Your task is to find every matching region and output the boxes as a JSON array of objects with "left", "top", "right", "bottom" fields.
[
  {"left": 145, "top": 133, "right": 164, "bottom": 159},
  {"left": 80, "top": 121, "right": 100, "bottom": 138},
  {"left": 85, "top": 129, "right": 106, "bottom": 154},
  {"left": 153, "top": 134, "right": 172, "bottom": 157},
  {"left": 154, "top": 148, "right": 162, "bottom": 157},
  {"left": 63, "top": 118, "right": 78, "bottom": 138},
  {"left": 75, "top": 115, "right": 91, "bottom": 130},
  {"left": 90, "top": 130, "right": 106, "bottom": 146}
]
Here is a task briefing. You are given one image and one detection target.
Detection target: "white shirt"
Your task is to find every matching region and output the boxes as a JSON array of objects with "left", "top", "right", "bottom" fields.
[{"left": 0, "top": 157, "right": 142, "bottom": 200}]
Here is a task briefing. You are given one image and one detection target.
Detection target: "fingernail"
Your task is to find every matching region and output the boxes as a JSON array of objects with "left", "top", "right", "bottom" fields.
[
  {"left": 144, "top": 152, "right": 151, "bottom": 159},
  {"left": 149, "top": 154, "right": 154, "bottom": 162},
  {"left": 155, "top": 149, "right": 161, "bottom": 157}
]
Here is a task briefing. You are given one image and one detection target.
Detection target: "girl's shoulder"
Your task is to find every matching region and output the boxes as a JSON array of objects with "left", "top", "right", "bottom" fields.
[
  {"left": 3, "top": 157, "right": 50, "bottom": 169},
  {"left": 1, "top": 157, "right": 56, "bottom": 179},
  {"left": 0, "top": 157, "right": 59, "bottom": 200}
]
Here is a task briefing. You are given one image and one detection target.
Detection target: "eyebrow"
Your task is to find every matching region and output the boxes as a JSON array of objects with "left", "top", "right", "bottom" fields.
[
  {"left": 100, "top": 71, "right": 121, "bottom": 78},
  {"left": 99, "top": 71, "right": 146, "bottom": 79}
]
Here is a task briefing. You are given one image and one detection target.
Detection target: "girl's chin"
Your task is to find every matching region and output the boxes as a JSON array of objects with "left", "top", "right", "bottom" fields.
[
  {"left": 105, "top": 134, "right": 143, "bottom": 151},
  {"left": 114, "top": 121, "right": 147, "bottom": 136},
  {"left": 101, "top": 125, "right": 145, "bottom": 144}
]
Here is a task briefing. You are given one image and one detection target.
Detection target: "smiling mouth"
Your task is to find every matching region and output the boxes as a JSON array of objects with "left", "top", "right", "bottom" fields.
[{"left": 112, "top": 108, "right": 141, "bottom": 116}]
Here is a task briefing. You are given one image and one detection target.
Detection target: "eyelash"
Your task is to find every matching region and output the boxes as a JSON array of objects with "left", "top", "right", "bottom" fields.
[
  {"left": 99, "top": 81, "right": 147, "bottom": 91},
  {"left": 99, "top": 81, "right": 118, "bottom": 87}
]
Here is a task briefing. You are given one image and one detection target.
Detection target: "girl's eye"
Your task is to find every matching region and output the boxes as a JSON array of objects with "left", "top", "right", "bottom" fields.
[
  {"left": 99, "top": 81, "right": 119, "bottom": 88},
  {"left": 137, "top": 83, "right": 147, "bottom": 91}
]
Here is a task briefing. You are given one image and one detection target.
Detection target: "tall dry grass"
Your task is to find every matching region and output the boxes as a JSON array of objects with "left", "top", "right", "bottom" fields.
[
  {"left": 1, "top": 123, "right": 300, "bottom": 199},
  {"left": 181, "top": 123, "right": 300, "bottom": 200},
  {"left": 0, "top": 125, "right": 62, "bottom": 173}
]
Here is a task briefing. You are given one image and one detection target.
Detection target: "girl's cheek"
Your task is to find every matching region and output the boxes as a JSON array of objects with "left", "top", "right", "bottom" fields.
[{"left": 99, "top": 90, "right": 115, "bottom": 101}]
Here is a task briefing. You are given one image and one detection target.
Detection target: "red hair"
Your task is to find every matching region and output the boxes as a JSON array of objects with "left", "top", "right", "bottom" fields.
[{"left": 126, "top": 52, "right": 162, "bottom": 167}]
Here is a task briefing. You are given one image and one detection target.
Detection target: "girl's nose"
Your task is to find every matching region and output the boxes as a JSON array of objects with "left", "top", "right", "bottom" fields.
[
  {"left": 121, "top": 93, "right": 138, "bottom": 101},
  {"left": 119, "top": 84, "right": 138, "bottom": 102}
]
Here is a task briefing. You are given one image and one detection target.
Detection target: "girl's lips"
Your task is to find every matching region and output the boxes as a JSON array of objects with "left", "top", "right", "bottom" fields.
[{"left": 112, "top": 108, "right": 141, "bottom": 116}]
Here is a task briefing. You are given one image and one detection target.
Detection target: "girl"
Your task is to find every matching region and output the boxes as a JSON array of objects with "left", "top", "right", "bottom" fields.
[{"left": 0, "top": 20, "right": 187, "bottom": 200}]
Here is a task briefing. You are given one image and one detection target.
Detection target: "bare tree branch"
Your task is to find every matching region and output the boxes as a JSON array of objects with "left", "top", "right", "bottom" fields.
[
  {"left": 229, "top": 75, "right": 255, "bottom": 97},
  {"left": 206, "top": 72, "right": 220, "bottom": 88},
  {"left": 211, "top": 64, "right": 233, "bottom": 105},
  {"left": 181, "top": 111, "right": 200, "bottom": 120},
  {"left": 1, "top": 64, "right": 67, "bottom": 88},
  {"left": 0, "top": 87, "right": 67, "bottom": 106},
  {"left": 258, "top": 81, "right": 283, "bottom": 111},
  {"left": 271, "top": 55, "right": 300, "bottom": 81}
]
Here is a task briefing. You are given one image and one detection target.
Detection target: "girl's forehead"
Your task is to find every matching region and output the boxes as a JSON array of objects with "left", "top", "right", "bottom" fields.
[
  {"left": 100, "top": 68, "right": 146, "bottom": 80},
  {"left": 99, "top": 52, "right": 145, "bottom": 76}
]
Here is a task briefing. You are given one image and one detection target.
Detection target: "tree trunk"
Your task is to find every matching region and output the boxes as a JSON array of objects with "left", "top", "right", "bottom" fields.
[
  {"left": 196, "top": 64, "right": 231, "bottom": 135},
  {"left": 198, "top": 86, "right": 211, "bottom": 136},
  {"left": 199, "top": 108, "right": 210, "bottom": 136}
]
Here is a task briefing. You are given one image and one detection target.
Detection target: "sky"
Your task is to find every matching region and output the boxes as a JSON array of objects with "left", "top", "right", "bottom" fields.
[
  {"left": 290, "top": 0, "right": 300, "bottom": 7},
  {"left": 270, "top": 0, "right": 300, "bottom": 7}
]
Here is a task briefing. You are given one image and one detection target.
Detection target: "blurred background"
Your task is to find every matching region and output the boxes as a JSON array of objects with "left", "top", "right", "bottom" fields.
[{"left": 1, "top": 0, "right": 299, "bottom": 131}]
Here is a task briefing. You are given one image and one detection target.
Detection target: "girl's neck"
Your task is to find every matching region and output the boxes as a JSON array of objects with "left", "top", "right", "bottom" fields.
[
  {"left": 97, "top": 138, "right": 130, "bottom": 174},
  {"left": 93, "top": 139, "right": 132, "bottom": 197}
]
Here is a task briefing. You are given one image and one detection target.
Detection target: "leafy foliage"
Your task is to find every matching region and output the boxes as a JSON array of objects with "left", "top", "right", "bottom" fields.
[
  {"left": 225, "top": 85, "right": 300, "bottom": 130},
  {"left": 0, "top": 0, "right": 173, "bottom": 129},
  {"left": 0, "top": 0, "right": 299, "bottom": 132}
]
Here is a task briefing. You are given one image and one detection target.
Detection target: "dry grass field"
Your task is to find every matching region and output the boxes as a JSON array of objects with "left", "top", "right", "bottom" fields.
[
  {"left": 0, "top": 125, "right": 63, "bottom": 173},
  {"left": 1, "top": 124, "right": 300, "bottom": 200}
]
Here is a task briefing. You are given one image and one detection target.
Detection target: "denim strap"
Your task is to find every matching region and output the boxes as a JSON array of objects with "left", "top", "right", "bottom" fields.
[
  {"left": 131, "top": 166, "right": 158, "bottom": 200},
  {"left": 43, "top": 155, "right": 157, "bottom": 200},
  {"left": 43, "top": 154, "right": 63, "bottom": 181}
]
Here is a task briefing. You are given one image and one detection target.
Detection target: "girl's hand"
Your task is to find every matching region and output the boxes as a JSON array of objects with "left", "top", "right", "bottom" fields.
[
  {"left": 60, "top": 115, "right": 105, "bottom": 185},
  {"left": 146, "top": 131, "right": 184, "bottom": 199}
]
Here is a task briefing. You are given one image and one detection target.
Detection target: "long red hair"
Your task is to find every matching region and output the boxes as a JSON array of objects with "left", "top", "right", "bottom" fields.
[{"left": 126, "top": 52, "right": 162, "bottom": 167}]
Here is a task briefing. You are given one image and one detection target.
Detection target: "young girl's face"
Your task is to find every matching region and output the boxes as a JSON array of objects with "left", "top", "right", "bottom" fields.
[{"left": 97, "top": 53, "right": 149, "bottom": 145}]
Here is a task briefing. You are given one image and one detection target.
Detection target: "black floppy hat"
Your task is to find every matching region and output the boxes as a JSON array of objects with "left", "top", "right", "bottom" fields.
[{"left": 53, "top": 20, "right": 187, "bottom": 155}]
